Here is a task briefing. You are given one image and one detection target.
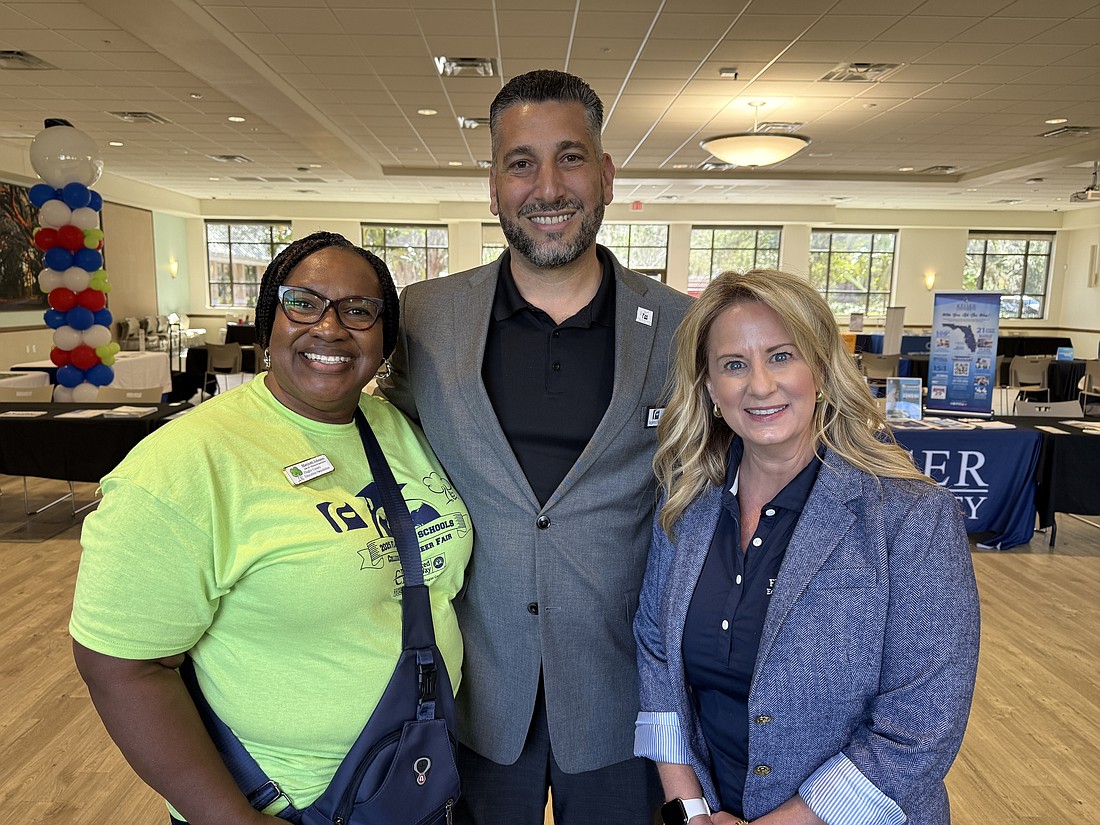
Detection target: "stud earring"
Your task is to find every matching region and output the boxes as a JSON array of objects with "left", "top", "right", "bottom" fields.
[
  {"left": 816, "top": 390, "right": 824, "bottom": 403},
  {"left": 712, "top": 403, "right": 723, "bottom": 419}
]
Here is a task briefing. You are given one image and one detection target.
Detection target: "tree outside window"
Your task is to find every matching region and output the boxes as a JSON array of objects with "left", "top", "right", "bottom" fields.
[
  {"left": 362, "top": 224, "right": 448, "bottom": 288},
  {"left": 963, "top": 233, "right": 1052, "bottom": 319},
  {"left": 809, "top": 230, "right": 896, "bottom": 317},
  {"left": 206, "top": 221, "right": 291, "bottom": 308},
  {"left": 689, "top": 227, "right": 781, "bottom": 296},
  {"left": 597, "top": 223, "right": 668, "bottom": 280}
]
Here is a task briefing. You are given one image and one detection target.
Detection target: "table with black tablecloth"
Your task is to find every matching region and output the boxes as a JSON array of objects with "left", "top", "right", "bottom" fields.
[
  {"left": 1025, "top": 416, "right": 1100, "bottom": 543},
  {"left": 1046, "top": 359, "right": 1088, "bottom": 403},
  {"left": 0, "top": 402, "right": 188, "bottom": 483}
]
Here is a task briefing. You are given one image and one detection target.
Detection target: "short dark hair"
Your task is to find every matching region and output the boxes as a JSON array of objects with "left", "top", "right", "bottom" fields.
[
  {"left": 255, "top": 231, "right": 399, "bottom": 357},
  {"left": 489, "top": 69, "right": 604, "bottom": 160}
]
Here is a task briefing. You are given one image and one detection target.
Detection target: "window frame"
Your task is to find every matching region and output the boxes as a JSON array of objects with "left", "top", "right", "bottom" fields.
[
  {"left": 361, "top": 223, "right": 449, "bottom": 288},
  {"left": 688, "top": 225, "right": 782, "bottom": 296},
  {"left": 963, "top": 231, "right": 1054, "bottom": 320},
  {"left": 809, "top": 228, "right": 897, "bottom": 318},
  {"left": 205, "top": 220, "right": 292, "bottom": 309},
  {"left": 596, "top": 222, "right": 669, "bottom": 279}
]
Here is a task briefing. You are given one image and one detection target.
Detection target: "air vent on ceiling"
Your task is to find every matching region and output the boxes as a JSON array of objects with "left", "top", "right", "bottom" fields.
[
  {"left": 294, "top": 176, "right": 325, "bottom": 183},
  {"left": 699, "top": 162, "right": 734, "bottom": 171},
  {"left": 108, "top": 111, "right": 171, "bottom": 124},
  {"left": 992, "top": 199, "right": 1024, "bottom": 204},
  {"left": 0, "top": 50, "right": 57, "bottom": 70},
  {"left": 754, "top": 122, "right": 805, "bottom": 134},
  {"left": 260, "top": 176, "right": 295, "bottom": 183},
  {"left": 821, "top": 62, "right": 903, "bottom": 83},
  {"left": 1040, "top": 125, "right": 1094, "bottom": 138},
  {"left": 211, "top": 154, "right": 254, "bottom": 163},
  {"left": 919, "top": 165, "right": 959, "bottom": 174},
  {"left": 434, "top": 56, "right": 496, "bottom": 77},
  {"left": 230, "top": 176, "right": 264, "bottom": 182},
  {"left": 457, "top": 116, "right": 491, "bottom": 129}
]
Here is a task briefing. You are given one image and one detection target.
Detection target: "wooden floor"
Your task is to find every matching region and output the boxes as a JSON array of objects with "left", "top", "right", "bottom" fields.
[{"left": 1, "top": 477, "right": 1097, "bottom": 824}]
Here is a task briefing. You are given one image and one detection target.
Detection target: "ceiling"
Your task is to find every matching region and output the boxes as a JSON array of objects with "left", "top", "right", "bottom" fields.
[{"left": 1, "top": 0, "right": 1099, "bottom": 212}]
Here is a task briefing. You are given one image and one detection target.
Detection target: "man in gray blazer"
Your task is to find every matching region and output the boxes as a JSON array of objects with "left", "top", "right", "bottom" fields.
[{"left": 380, "top": 70, "right": 691, "bottom": 824}]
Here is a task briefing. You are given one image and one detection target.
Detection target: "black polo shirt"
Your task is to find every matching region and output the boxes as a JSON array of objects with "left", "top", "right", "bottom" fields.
[
  {"left": 481, "top": 249, "right": 616, "bottom": 506},
  {"left": 682, "top": 436, "right": 822, "bottom": 815}
]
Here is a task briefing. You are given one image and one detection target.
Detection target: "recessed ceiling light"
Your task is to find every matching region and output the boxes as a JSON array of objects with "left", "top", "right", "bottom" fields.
[
  {"left": 208, "top": 176, "right": 220, "bottom": 181},
  {"left": 227, "top": 115, "right": 246, "bottom": 123},
  {"left": 1025, "top": 177, "right": 1044, "bottom": 184},
  {"left": 862, "top": 103, "right": 878, "bottom": 109},
  {"left": 808, "top": 152, "right": 833, "bottom": 158},
  {"left": 190, "top": 92, "right": 204, "bottom": 100},
  {"left": 476, "top": 160, "right": 492, "bottom": 168},
  {"left": 108, "top": 140, "right": 124, "bottom": 147},
  {"left": 417, "top": 108, "right": 438, "bottom": 116},
  {"left": 308, "top": 163, "right": 321, "bottom": 168},
  {"left": 1045, "top": 117, "right": 1068, "bottom": 125},
  {"left": 898, "top": 166, "right": 914, "bottom": 172},
  {"left": 672, "top": 163, "right": 691, "bottom": 169},
  {"left": 718, "top": 67, "right": 739, "bottom": 79},
  {"left": 448, "top": 161, "right": 463, "bottom": 166}
]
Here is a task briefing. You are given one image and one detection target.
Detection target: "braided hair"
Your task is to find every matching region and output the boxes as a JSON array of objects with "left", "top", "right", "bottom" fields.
[{"left": 255, "top": 231, "right": 400, "bottom": 357}]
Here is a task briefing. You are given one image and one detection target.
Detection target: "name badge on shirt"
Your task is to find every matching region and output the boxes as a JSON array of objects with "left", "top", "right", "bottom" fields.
[
  {"left": 645, "top": 406, "right": 665, "bottom": 428},
  {"left": 284, "top": 454, "right": 335, "bottom": 485}
]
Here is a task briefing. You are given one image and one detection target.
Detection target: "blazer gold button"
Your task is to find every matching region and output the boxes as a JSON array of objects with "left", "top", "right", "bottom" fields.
[
  {"left": 536, "top": 515, "right": 551, "bottom": 529},
  {"left": 753, "top": 765, "right": 771, "bottom": 775},
  {"left": 527, "top": 602, "right": 539, "bottom": 615},
  {"left": 754, "top": 715, "right": 772, "bottom": 724}
]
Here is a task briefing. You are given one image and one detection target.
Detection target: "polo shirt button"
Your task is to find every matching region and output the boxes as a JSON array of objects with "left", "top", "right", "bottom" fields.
[
  {"left": 552, "top": 362, "right": 561, "bottom": 371},
  {"left": 527, "top": 602, "right": 539, "bottom": 615},
  {"left": 536, "top": 515, "right": 551, "bottom": 529},
  {"left": 764, "top": 508, "right": 776, "bottom": 517},
  {"left": 721, "top": 619, "right": 729, "bottom": 631},
  {"left": 753, "top": 765, "right": 771, "bottom": 776},
  {"left": 751, "top": 537, "right": 762, "bottom": 547},
  {"left": 754, "top": 715, "right": 772, "bottom": 724}
]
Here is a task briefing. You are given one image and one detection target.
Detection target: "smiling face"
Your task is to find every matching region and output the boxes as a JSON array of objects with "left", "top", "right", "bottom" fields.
[
  {"left": 489, "top": 100, "right": 615, "bottom": 271},
  {"left": 705, "top": 300, "right": 820, "bottom": 464},
  {"left": 264, "top": 246, "right": 384, "bottom": 423}
]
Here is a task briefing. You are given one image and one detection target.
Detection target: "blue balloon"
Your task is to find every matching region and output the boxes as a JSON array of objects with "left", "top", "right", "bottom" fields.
[
  {"left": 30, "top": 183, "right": 57, "bottom": 208},
  {"left": 94, "top": 308, "right": 113, "bottom": 327},
  {"left": 44, "top": 309, "right": 67, "bottom": 329},
  {"left": 62, "top": 181, "right": 92, "bottom": 210},
  {"left": 57, "top": 364, "right": 86, "bottom": 388},
  {"left": 87, "top": 363, "right": 114, "bottom": 387},
  {"left": 88, "top": 190, "right": 103, "bottom": 211},
  {"left": 73, "top": 247, "right": 103, "bottom": 272},
  {"left": 44, "top": 247, "right": 73, "bottom": 271},
  {"left": 66, "top": 305, "right": 95, "bottom": 331}
]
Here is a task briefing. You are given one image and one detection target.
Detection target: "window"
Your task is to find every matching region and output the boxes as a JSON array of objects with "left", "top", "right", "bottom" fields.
[
  {"left": 482, "top": 224, "right": 506, "bottom": 265},
  {"left": 963, "top": 232, "right": 1053, "bottom": 319},
  {"left": 809, "top": 230, "right": 896, "bottom": 316},
  {"left": 688, "top": 226, "right": 781, "bottom": 296},
  {"left": 362, "top": 224, "right": 448, "bottom": 288},
  {"left": 597, "top": 223, "right": 668, "bottom": 280},
  {"left": 206, "top": 221, "right": 291, "bottom": 307}
]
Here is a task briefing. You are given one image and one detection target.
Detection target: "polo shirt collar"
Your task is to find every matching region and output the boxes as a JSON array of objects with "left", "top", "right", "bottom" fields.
[{"left": 491, "top": 245, "right": 616, "bottom": 328}]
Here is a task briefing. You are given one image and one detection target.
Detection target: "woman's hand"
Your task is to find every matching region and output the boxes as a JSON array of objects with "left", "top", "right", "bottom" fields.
[{"left": 708, "top": 812, "right": 747, "bottom": 825}]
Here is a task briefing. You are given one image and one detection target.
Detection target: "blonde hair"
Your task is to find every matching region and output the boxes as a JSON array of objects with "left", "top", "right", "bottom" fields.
[{"left": 655, "top": 269, "right": 931, "bottom": 537}]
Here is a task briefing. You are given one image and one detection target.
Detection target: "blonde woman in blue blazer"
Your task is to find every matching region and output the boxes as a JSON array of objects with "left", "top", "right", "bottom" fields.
[{"left": 635, "top": 270, "right": 979, "bottom": 825}]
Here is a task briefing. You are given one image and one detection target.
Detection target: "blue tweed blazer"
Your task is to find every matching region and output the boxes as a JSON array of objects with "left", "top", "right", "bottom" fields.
[{"left": 635, "top": 449, "right": 980, "bottom": 823}]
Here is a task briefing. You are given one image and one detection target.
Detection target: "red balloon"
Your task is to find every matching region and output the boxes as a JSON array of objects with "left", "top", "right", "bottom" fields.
[
  {"left": 58, "top": 224, "right": 86, "bottom": 252},
  {"left": 34, "top": 227, "right": 59, "bottom": 251},
  {"left": 75, "top": 288, "right": 107, "bottom": 311},
  {"left": 50, "top": 347, "right": 73, "bottom": 367},
  {"left": 48, "top": 287, "right": 77, "bottom": 312},
  {"left": 70, "top": 344, "right": 100, "bottom": 370}
]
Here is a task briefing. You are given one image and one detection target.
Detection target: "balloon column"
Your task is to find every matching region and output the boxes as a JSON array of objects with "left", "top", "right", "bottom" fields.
[{"left": 28, "top": 119, "right": 117, "bottom": 403}]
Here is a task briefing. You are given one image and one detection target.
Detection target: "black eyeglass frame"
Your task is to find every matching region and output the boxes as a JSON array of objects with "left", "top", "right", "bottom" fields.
[{"left": 276, "top": 284, "right": 385, "bottom": 331}]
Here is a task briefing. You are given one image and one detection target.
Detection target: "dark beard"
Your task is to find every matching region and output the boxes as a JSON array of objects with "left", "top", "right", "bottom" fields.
[{"left": 499, "top": 199, "right": 604, "bottom": 269}]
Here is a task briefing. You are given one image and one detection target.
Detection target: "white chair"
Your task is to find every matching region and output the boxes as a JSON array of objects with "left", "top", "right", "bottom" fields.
[
  {"left": 1008, "top": 355, "right": 1052, "bottom": 405},
  {"left": 1013, "top": 398, "right": 1083, "bottom": 418},
  {"left": 0, "top": 385, "right": 54, "bottom": 402},
  {"left": 860, "top": 353, "right": 901, "bottom": 397},
  {"left": 96, "top": 386, "right": 163, "bottom": 403}
]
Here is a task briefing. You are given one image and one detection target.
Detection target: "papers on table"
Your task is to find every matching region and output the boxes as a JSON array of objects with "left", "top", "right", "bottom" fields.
[
  {"left": 102, "top": 405, "right": 158, "bottom": 418},
  {"left": 0, "top": 410, "right": 48, "bottom": 418},
  {"left": 55, "top": 409, "right": 105, "bottom": 419}
]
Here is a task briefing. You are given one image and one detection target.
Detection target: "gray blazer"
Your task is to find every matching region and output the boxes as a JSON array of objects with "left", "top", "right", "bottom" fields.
[{"left": 381, "top": 249, "right": 692, "bottom": 771}]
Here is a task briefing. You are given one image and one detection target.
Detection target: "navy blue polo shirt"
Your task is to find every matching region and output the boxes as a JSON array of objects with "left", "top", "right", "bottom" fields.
[
  {"left": 481, "top": 249, "right": 616, "bottom": 506},
  {"left": 682, "top": 436, "right": 822, "bottom": 815}
]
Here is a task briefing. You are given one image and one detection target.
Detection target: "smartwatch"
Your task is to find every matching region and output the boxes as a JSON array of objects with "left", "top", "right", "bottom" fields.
[{"left": 660, "top": 797, "right": 711, "bottom": 824}]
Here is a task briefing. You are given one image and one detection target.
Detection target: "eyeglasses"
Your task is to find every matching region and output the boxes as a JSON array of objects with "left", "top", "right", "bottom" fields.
[{"left": 277, "top": 285, "right": 384, "bottom": 331}]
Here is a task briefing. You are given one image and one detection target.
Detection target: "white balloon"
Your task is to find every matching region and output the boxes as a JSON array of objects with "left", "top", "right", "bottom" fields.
[
  {"left": 62, "top": 266, "right": 92, "bottom": 292},
  {"left": 70, "top": 206, "right": 100, "bottom": 230},
  {"left": 82, "top": 324, "right": 112, "bottom": 349},
  {"left": 72, "top": 382, "right": 100, "bottom": 402},
  {"left": 39, "top": 268, "right": 65, "bottom": 293},
  {"left": 53, "top": 385, "right": 74, "bottom": 403},
  {"left": 39, "top": 199, "right": 72, "bottom": 228},
  {"left": 29, "top": 125, "right": 104, "bottom": 188},
  {"left": 53, "top": 325, "right": 83, "bottom": 350}
]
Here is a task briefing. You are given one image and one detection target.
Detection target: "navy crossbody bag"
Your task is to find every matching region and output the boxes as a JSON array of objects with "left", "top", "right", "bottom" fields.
[{"left": 180, "top": 407, "right": 461, "bottom": 824}]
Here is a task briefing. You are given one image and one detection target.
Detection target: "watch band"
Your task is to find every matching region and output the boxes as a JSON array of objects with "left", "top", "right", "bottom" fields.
[{"left": 660, "top": 796, "right": 711, "bottom": 824}]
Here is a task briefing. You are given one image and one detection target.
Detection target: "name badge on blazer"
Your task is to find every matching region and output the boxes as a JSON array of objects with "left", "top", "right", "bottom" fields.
[{"left": 645, "top": 407, "right": 665, "bottom": 428}]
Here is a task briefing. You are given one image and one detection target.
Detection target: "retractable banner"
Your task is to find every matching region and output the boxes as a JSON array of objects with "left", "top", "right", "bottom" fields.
[{"left": 926, "top": 292, "right": 1001, "bottom": 417}]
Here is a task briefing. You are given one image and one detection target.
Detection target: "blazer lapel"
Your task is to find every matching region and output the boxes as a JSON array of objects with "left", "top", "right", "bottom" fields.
[
  {"left": 451, "top": 260, "right": 541, "bottom": 508},
  {"left": 545, "top": 264, "right": 660, "bottom": 507}
]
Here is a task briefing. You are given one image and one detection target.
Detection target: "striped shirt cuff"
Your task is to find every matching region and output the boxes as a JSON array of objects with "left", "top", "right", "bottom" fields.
[
  {"left": 634, "top": 711, "right": 692, "bottom": 764},
  {"left": 799, "top": 753, "right": 906, "bottom": 825}
]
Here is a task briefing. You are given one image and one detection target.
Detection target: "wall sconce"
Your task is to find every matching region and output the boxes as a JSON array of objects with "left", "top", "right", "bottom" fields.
[
  {"left": 924, "top": 271, "right": 936, "bottom": 291},
  {"left": 168, "top": 258, "right": 179, "bottom": 278}
]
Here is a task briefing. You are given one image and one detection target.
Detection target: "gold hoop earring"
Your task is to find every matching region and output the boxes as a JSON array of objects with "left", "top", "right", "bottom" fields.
[{"left": 713, "top": 403, "right": 723, "bottom": 419}]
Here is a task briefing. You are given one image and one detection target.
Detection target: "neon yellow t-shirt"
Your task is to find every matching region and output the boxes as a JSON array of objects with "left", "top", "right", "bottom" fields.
[{"left": 70, "top": 377, "right": 472, "bottom": 812}]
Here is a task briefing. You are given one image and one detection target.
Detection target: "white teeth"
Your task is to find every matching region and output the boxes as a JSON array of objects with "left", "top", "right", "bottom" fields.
[
  {"left": 303, "top": 352, "right": 352, "bottom": 364},
  {"left": 748, "top": 406, "right": 784, "bottom": 416},
  {"left": 531, "top": 214, "right": 571, "bottom": 225}
]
